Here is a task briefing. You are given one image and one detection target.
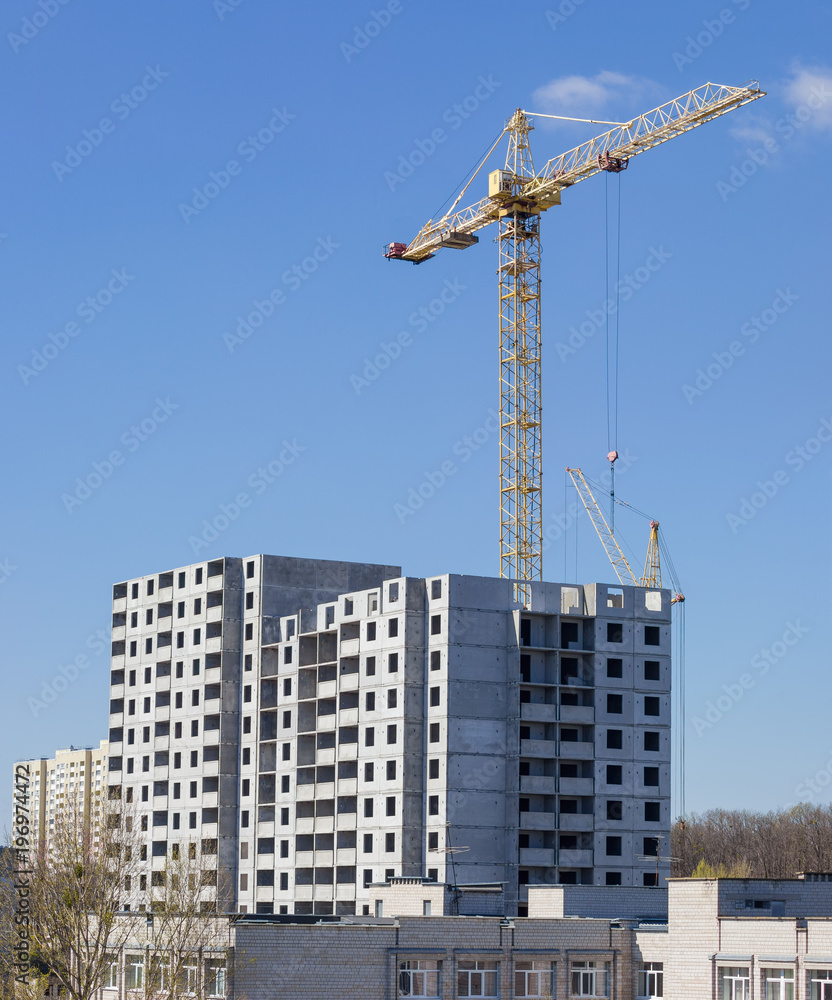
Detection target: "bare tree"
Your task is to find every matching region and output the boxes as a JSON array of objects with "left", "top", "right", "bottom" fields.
[
  {"left": 126, "top": 841, "right": 238, "bottom": 1000},
  {"left": 672, "top": 804, "right": 832, "bottom": 879},
  {"left": 5, "top": 791, "right": 144, "bottom": 1000}
]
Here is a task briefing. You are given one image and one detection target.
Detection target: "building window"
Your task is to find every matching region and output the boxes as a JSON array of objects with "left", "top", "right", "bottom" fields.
[
  {"left": 385, "top": 832, "right": 395, "bottom": 852},
  {"left": 429, "top": 686, "right": 440, "bottom": 707},
  {"left": 129, "top": 641, "right": 137, "bottom": 657},
  {"left": 282, "top": 743, "right": 291, "bottom": 761},
  {"left": 430, "top": 615, "right": 441, "bottom": 635},
  {"left": 428, "top": 831, "right": 439, "bottom": 850},
  {"left": 644, "top": 659, "right": 660, "bottom": 680},
  {"left": 386, "top": 796, "right": 396, "bottom": 816},
  {"left": 244, "top": 623, "right": 253, "bottom": 641},
  {"left": 606, "top": 836, "right": 622, "bottom": 856},
  {"left": 366, "top": 656, "right": 376, "bottom": 676},
  {"left": 387, "top": 724, "right": 397, "bottom": 745},
  {"left": 367, "top": 622, "right": 377, "bottom": 641},
  {"left": 606, "top": 693, "right": 622, "bottom": 714},
  {"left": 246, "top": 560, "right": 255, "bottom": 579},
  {"left": 720, "top": 967, "right": 750, "bottom": 1000},
  {"left": 245, "top": 591, "right": 254, "bottom": 610},
  {"left": 428, "top": 759, "right": 439, "bottom": 779},
  {"left": 364, "top": 799, "right": 374, "bottom": 818},
  {"left": 388, "top": 653, "right": 399, "bottom": 673},
  {"left": 644, "top": 767, "right": 659, "bottom": 787},
  {"left": 644, "top": 697, "right": 660, "bottom": 716},
  {"left": 126, "top": 956, "right": 144, "bottom": 990},
  {"left": 606, "top": 729, "right": 623, "bottom": 749},
  {"left": 638, "top": 963, "right": 663, "bottom": 998},
  {"left": 644, "top": 626, "right": 660, "bottom": 646},
  {"left": 280, "top": 872, "right": 289, "bottom": 890},
  {"left": 429, "top": 723, "right": 440, "bottom": 743},
  {"left": 281, "top": 775, "right": 290, "bottom": 793},
  {"left": 104, "top": 954, "right": 119, "bottom": 989},
  {"left": 644, "top": 731, "right": 660, "bottom": 752},
  {"left": 572, "top": 961, "right": 610, "bottom": 998},
  {"left": 643, "top": 837, "right": 659, "bottom": 857},
  {"left": 364, "top": 762, "right": 374, "bottom": 781},
  {"left": 431, "top": 579, "right": 442, "bottom": 599},
  {"left": 644, "top": 801, "right": 660, "bottom": 822},
  {"left": 195, "top": 567, "right": 203, "bottom": 584},
  {"left": 399, "top": 959, "right": 440, "bottom": 998},
  {"left": 428, "top": 795, "right": 439, "bottom": 816},
  {"left": 606, "top": 765, "right": 622, "bottom": 785},
  {"left": 430, "top": 650, "right": 440, "bottom": 671},
  {"left": 363, "top": 834, "right": 373, "bottom": 853},
  {"left": 388, "top": 689, "right": 398, "bottom": 709},
  {"left": 514, "top": 960, "right": 554, "bottom": 999},
  {"left": 606, "top": 623, "right": 623, "bottom": 643},
  {"left": 365, "top": 728, "right": 375, "bottom": 747},
  {"left": 131, "top": 583, "right": 139, "bottom": 599},
  {"left": 607, "top": 800, "right": 623, "bottom": 821},
  {"left": 389, "top": 617, "right": 399, "bottom": 638},
  {"left": 366, "top": 692, "right": 376, "bottom": 711},
  {"left": 457, "top": 960, "right": 498, "bottom": 998},
  {"left": 244, "top": 654, "right": 253, "bottom": 671},
  {"left": 282, "top": 711, "right": 291, "bottom": 729},
  {"left": 386, "top": 760, "right": 396, "bottom": 780},
  {"left": 606, "top": 657, "right": 623, "bottom": 677}
]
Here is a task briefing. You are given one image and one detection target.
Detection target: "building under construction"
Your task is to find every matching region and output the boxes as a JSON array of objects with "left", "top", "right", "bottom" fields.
[{"left": 106, "top": 554, "right": 670, "bottom": 918}]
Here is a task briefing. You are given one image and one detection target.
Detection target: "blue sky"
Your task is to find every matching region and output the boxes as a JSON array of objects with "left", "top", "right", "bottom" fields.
[{"left": 2, "top": 0, "right": 831, "bottom": 826}]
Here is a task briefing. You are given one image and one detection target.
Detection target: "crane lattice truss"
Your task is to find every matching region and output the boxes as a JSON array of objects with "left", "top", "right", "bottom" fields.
[
  {"left": 642, "top": 520, "right": 662, "bottom": 589},
  {"left": 566, "top": 467, "right": 638, "bottom": 587},
  {"left": 388, "top": 82, "right": 764, "bottom": 606}
]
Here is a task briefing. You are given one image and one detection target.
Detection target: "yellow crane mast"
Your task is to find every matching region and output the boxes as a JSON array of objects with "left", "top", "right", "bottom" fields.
[{"left": 386, "top": 82, "right": 764, "bottom": 605}]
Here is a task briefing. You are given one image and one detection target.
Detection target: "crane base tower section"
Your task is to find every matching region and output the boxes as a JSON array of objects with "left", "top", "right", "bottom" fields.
[{"left": 106, "top": 555, "right": 671, "bottom": 919}]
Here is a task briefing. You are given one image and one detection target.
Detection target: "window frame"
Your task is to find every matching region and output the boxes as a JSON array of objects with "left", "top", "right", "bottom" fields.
[
  {"left": 638, "top": 961, "right": 664, "bottom": 999},
  {"left": 399, "top": 959, "right": 440, "bottom": 999},
  {"left": 457, "top": 959, "right": 498, "bottom": 999}
]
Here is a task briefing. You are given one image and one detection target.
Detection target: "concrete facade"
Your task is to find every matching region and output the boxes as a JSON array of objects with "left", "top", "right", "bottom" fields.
[
  {"left": 105, "top": 555, "right": 671, "bottom": 918},
  {"left": 14, "top": 739, "right": 109, "bottom": 850}
]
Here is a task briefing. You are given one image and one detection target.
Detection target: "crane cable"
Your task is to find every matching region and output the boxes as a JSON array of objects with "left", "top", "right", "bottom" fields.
[
  {"left": 605, "top": 172, "right": 623, "bottom": 533},
  {"left": 676, "top": 599, "right": 686, "bottom": 821},
  {"left": 431, "top": 127, "right": 507, "bottom": 224}
]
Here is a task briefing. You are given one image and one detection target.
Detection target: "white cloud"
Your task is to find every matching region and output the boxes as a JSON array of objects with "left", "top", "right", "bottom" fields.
[
  {"left": 784, "top": 65, "right": 832, "bottom": 131},
  {"left": 531, "top": 71, "right": 661, "bottom": 121}
]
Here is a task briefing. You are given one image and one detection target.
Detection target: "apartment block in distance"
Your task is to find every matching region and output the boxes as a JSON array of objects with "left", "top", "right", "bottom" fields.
[
  {"left": 106, "top": 555, "right": 671, "bottom": 917},
  {"left": 15, "top": 740, "right": 109, "bottom": 850}
]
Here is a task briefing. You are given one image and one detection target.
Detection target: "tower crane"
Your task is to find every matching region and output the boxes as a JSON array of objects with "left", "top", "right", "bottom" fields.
[
  {"left": 565, "top": 466, "right": 684, "bottom": 603},
  {"left": 385, "top": 82, "right": 763, "bottom": 606}
]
